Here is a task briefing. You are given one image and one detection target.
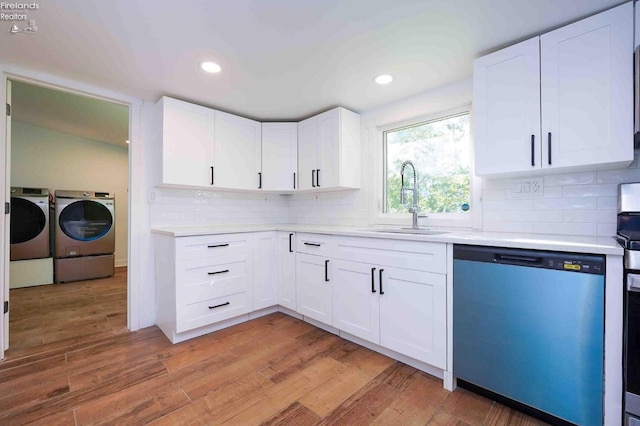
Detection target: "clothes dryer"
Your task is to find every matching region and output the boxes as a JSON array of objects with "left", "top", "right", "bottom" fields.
[
  {"left": 10, "top": 187, "right": 50, "bottom": 261},
  {"left": 54, "top": 190, "right": 115, "bottom": 283}
]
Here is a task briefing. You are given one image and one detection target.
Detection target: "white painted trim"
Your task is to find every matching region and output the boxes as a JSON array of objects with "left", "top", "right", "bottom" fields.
[
  {"left": 445, "top": 243, "right": 455, "bottom": 391},
  {"left": 0, "top": 64, "right": 145, "bottom": 358},
  {"left": 1, "top": 78, "right": 10, "bottom": 357}
]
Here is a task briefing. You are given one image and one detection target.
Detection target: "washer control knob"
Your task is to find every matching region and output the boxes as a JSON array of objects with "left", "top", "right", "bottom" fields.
[{"left": 83, "top": 192, "right": 90, "bottom": 197}]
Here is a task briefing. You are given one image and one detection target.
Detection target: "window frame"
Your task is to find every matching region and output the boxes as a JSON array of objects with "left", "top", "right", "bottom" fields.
[{"left": 372, "top": 104, "right": 479, "bottom": 229}]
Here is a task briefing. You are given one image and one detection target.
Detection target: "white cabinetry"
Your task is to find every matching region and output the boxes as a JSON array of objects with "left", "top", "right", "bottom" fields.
[
  {"left": 154, "top": 96, "right": 215, "bottom": 187},
  {"left": 214, "top": 111, "right": 262, "bottom": 190},
  {"left": 262, "top": 123, "right": 298, "bottom": 191},
  {"left": 295, "top": 233, "right": 333, "bottom": 325},
  {"left": 332, "top": 237, "right": 447, "bottom": 368},
  {"left": 253, "top": 232, "right": 278, "bottom": 310},
  {"left": 155, "top": 233, "right": 254, "bottom": 343},
  {"left": 298, "top": 107, "right": 361, "bottom": 191},
  {"left": 277, "top": 232, "right": 296, "bottom": 310},
  {"left": 474, "top": 3, "right": 633, "bottom": 177}
]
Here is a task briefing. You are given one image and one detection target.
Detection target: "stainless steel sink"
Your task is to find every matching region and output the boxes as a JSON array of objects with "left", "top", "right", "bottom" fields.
[{"left": 361, "top": 228, "right": 449, "bottom": 235}]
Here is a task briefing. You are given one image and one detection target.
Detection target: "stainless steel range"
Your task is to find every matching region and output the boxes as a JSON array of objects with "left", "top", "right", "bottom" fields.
[{"left": 617, "top": 183, "right": 640, "bottom": 424}]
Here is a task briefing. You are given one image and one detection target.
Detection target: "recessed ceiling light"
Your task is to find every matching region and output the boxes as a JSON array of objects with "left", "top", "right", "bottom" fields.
[
  {"left": 201, "top": 61, "right": 222, "bottom": 74},
  {"left": 126, "top": 140, "right": 130, "bottom": 144},
  {"left": 375, "top": 74, "right": 393, "bottom": 85}
]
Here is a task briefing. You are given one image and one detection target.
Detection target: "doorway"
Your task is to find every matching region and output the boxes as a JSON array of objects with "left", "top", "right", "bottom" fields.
[{"left": 6, "top": 79, "right": 130, "bottom": 356}]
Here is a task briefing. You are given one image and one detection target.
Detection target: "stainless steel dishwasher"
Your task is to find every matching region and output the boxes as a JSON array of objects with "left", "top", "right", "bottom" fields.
[{"left": 453, "top": 245, "right": 605, "bottom": 426}]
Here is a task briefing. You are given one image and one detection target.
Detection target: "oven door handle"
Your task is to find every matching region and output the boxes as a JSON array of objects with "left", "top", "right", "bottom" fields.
[{"left": 629, "top": 273, "right": 640, "bottom": 292}]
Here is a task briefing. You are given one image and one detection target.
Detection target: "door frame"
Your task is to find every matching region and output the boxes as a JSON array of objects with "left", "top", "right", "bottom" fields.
[{"left": 0, "top": 63, "right": 145, "bottom": 359}]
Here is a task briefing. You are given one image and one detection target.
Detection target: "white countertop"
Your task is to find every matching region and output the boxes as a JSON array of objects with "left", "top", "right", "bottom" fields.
[{"left": 151, "top": 224, "right": 623, "bottom": 256}]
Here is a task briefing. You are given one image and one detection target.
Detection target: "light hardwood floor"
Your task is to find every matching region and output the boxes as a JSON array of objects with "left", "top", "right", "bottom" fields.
[{"left": 1, "top": 269, "right": 548, "bottom": 425}]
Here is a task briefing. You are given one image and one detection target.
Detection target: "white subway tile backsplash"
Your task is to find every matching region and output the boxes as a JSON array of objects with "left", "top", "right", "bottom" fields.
[
  {"left": 597, "top": 223, "right": 617, "bottom": 237},
  {"left": 595, "top": 209, "right": 617, "bottom": 224},
  {"left": 541, "top": 186, "right": 563, "bottom": 199},
  {"left": 532, "top": 222, "right": 597, "bottom": 236},
  {"left": 597, "top": 197, "right": 618, "bottom": 210},
  {"left": 483, "top": 199, "right": 533, "bottom": 211},
  {"left": 563, "top": 210, "right": 596, "bottom": 223},
  {"left": 562, "top": 184, "right": 617, "bottom": 198},
  {"left": 544, "top": 172, "right": 596, "bottom": 187},
  {"left": 597, "top": 168, "right": 640, "bottom": 184},
  {"left": 506, "top": 210, "right": 563, "bottom": 222},
  {"left": 532, "top": 197, "right": 598, "bottom": 210},
  {"left": 483, "top": 221, "right": 533, "bottom": 233}
]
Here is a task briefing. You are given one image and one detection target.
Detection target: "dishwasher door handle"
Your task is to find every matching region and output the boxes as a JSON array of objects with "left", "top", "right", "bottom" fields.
[{"left": 494, "top": 253, "right": 542, "bottom": 266}]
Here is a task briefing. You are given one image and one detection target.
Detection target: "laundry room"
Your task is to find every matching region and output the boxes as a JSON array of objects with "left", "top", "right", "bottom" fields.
[{"left": 8, "top": 80, "right": 130, "bottom": 351}]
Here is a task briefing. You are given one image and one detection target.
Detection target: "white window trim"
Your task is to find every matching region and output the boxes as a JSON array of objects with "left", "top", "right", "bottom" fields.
[{"left": 368, "top": 103, "right": 481, "bottom": 230}]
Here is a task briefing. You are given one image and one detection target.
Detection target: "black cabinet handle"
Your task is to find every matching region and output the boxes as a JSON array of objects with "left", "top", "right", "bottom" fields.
[
  {"left": 210, "top": 166, "right": 214, "bottom": 185},
  {"left": 312, "top": 169, "right": 316, "bottom": 187},
  {"left": 209, "top": 302, "right": 230, "bottom": 310},
  {"left": 207, "top": 243, "right": 229, "bottom": 248},
  {"left": 379, "top": 269, "right": 384, "bottom": 295},
  {"left": 208, "top": 269, "right": 229, "bottom": 275},
  {"left": 316, "top": 169, "right": 321, "bottom": 187},
  {"left": 371, "top": 267, "right": 377, "bottom": 293},
  {"left": 325, "top": 260, "right": 330, "bottom": 282},
  {"left": 547, "top": 132, "right": 552, "bottom": 165},
  {"left": 304, "top": 242, "right": 321, "bottom": 247},
  {"left": 293, "top": 172, "right": 296, "bottom": 189},
  {"left": 530, "top": 135, "right": 535, "bottom": 167},
  {"left": 258, "top": 172, "right": 262, "bottom": 189},
  {"left": 289, "top": 233, "right": 293, "bottom": 253}
]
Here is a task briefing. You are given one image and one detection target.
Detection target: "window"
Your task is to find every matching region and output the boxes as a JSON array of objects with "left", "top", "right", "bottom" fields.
[{"left": 383, "top": 112, "right": 471, "bottom": 215}]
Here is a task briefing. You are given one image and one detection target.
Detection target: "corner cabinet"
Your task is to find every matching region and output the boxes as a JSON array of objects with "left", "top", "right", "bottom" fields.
[
  {"left": 214, "top": 111, "right": 262, "bottom": 190},
  {"left": 253, "top": 232, "right": 278, "bottom": 310},
  {"left": 262, "top": 123, "right": 298, "bottom": 191},
  {"left": 474, "top": 2, "right": 633, "bottom": 177},
  {"left": 277, "top": 232, "right": 297, "bottom": 310},
  {"left": 154, "top": 96, "right": 216, "bottom": 187},
  {"left": 298, "top": 107, "right": 361, "bottom": 191}
]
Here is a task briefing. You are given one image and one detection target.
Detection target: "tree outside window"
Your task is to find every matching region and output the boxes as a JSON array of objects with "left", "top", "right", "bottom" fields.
[{"left": 384, "top": 113, "right": 471, "bottom": 214}]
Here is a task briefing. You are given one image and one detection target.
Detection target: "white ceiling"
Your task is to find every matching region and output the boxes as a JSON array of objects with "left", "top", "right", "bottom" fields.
[{"left": 0, "top": 0, "right": 627, "bottom": 122}]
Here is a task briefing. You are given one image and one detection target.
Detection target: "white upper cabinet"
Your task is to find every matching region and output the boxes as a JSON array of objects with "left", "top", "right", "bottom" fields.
[
  {"left": 474, "top": 2, "right": 633, "bottom": 177},
  {"left": 214, "top": 111, "right": 262, "bottom": 190},
  {"left": 155, "top": 97, "right": 216, "bottom": 187},
  {"left": 298, "top": 107, "right": 361, "bottom": 191},
  {"left": 262, "top": 123, "right": 298, "bottom": 191}
]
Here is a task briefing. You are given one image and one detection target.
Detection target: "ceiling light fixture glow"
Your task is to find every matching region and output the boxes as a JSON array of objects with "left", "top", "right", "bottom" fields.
[
  {"left": 201, "top": 61, "right": 222, "bottom": 74},
  {"left": 126, "top": 140, "right": 130, "bottom": 144},
  {"left": 375, "top": 74, "right": 393, "bottom": 85}
]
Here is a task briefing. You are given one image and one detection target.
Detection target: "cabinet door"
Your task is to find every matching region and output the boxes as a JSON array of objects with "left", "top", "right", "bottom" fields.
[
  {"left": 379, "top": 267, "right": 446, "bottom": 368},
  {"left": 541, "top": 2, "right": 633, "bottom": 170},
  {"left": 262, "top": 123, "right": 298, "bottom": 191},
  {"left": 296, "top": 253, "right": 332, "bottom": 325},
  {"left": 332, "top": 259, "right": 380, "bottom": 345},
  {"left": 297, "top": 116, "right": 319, "bottom": 190},
  {"left": 160, "top": 97, "right": 215, "bottom": 186},
  {"left": 253, "top": 232, "right": 277, "bottom": 310},
  {"left": 214, "top": 111, "right": 262, "bottom": 190},
  {"left": 473, "top": 37, "right": 541, "bottom": 176},
  {"left": 277, "top": 232, "right": 296, "bottom": 311},
  {"left": 316, "top": 109, "right": 340, "bottom": 189}
]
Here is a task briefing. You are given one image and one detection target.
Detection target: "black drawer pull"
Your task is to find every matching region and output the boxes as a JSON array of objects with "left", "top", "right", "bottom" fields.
[
  {"left": 289, "top": 233, "right": 293, "bottom": 253},
  {"left": 316, "top": 169, "right": 321, "bottom": 187},
  {"left": 547, "top": 132, "right": 552, "bottom": 165},
  {"left": 312, "top": 169, "right": 316, "bottom": 188},
  {"left": 258, "top": 172, "right": 262, "bottom": 189},
  {"left": 325, "top": 259, "right": 330, "bottom": 282},
  {"left": 293, "top": 172, "right": 296, "bottom": 189},
  {"left": 371, "top": 267, "right": 377, "bottom": 293},
  {"left": 379, "top": 269, "right": 385, "bottom": 295},
  {"left": 208, "top": 243, "right": 229, "bottom": 248},
  {"left": 210, "top": 166, "right": 214, "bottom": 185},
  {"left": 209, "top": 302, "right": 230, "bottom": 310},
  {"left": 304, "top": 242, "right": 321, "bottom": 247},
  {"left": 530, "top": 135, "right": 535, "bottom": 167},
  {"left": 208, "top": 269, "right": 229, "bottom": 275}
]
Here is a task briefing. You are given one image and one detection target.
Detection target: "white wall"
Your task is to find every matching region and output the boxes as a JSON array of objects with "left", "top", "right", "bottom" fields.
[{"left": 10, "top": 121, "right": 129, "bottom": 266}]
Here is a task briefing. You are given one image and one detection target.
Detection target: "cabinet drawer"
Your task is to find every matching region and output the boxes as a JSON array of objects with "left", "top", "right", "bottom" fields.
[
  {"left": 334, "top": 237, "right": 446, "bottom": 273},
  {"left": 176, "top": 254, "right": 251, "bottom": 305},
  {"left": 176, "top": 290, "right": 251, "bottom": 333},
  {"left": 176, "top": 234, "right": 251, "bottom": 261},
  {"left": 296, "top": 233, "right": 333, "bottom": 257}
]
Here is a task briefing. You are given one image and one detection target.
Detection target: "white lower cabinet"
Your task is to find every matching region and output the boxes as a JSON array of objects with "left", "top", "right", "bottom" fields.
[
  {"left": 253, "top": 232, "right": 278, "bottom": 310},
  {"left": 296, "top": 252, "right": 332, "bottom": 325},
  {"left": 277, "top": 232, "right": 296, "bottom": 311},
  {"left": 332, "top": 260, "right": 380, "bottom": 344},
  {"left": 332, "top": 237, "right": 447, "bottom": 369},
  {"left": 379, "top": 267, "right": 446, "bottom": 369}
]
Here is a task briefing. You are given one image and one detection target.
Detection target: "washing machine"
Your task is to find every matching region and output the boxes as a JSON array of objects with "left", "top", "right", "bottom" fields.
[
  {"left": 54, "top": 190, "right": 115, "bottom": 283},
  {"left": 10, "top": 187, "right": 50, "bottom": 260}
]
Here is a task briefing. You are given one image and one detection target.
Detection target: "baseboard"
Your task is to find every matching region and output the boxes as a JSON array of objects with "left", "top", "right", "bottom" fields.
[{"left": 115, "top": 259, "right": 127, "bottom": 268}]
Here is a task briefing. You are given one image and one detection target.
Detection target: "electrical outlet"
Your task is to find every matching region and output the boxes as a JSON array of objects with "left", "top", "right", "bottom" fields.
[{"left": 507, "top": 177, "right": 544, "bottom": 198}]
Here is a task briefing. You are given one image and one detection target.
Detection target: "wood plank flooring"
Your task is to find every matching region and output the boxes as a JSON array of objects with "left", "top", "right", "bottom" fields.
[{"left": 2, "top": 269, "right": 548, "bottom": 425}]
